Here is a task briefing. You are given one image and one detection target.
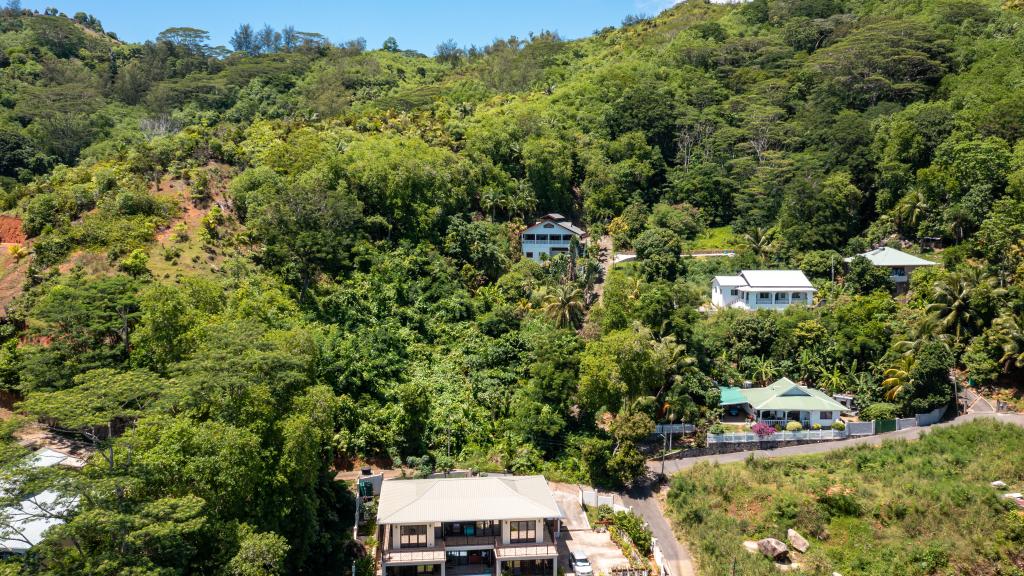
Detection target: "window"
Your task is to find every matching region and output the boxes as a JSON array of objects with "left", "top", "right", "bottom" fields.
[
  {"left": 730, "top": 289, "right": 739, "bottom": 296},
  {"left": 562, "top": 234, "right": 574, "bottom": 241},
  {"left": 444, "top": 521, "right": 499, "bottom": 538},
  {"left": 775, "top": 293, "right": 785, "bottom": 301},
  {"left": 509, "top": 520, "right": 536, "bottom": 543},
  {"left": 523, "top": 234, "right": 536, "bottom": 241},
  {"left": 759, "top": 292, "right": 770, "bottom": 299},
  {"left": 525, "top": 252, "right": 533, "bottom": 258},
  {"left": 400, "top": 525, "right": 428, "bottom": 548},
  {"left": 543, "top": 223, "right": 555, "bottom": 228},
  {"left": 791, "top": 292, "right": 803, "bottom": 299},
  {"left": 819, "top": 411, "right": 833, "bottom": 420}
]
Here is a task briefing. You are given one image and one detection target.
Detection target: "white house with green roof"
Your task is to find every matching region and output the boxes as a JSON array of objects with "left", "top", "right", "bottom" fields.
[
  {"left": 719, "top": 378, "right": 849, "bottom": 429},
  {"left": 844, "top": 246, "right": 937, "bottom": 292}
]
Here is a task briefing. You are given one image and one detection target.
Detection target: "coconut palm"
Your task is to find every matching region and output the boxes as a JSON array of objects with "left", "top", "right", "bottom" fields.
[
  {"left": 881, "top": 356, "right": 916, "bottom": 401},
  {"left": 541, "top": 284, "right": 585, "bottom": 330},
  {"left": 741, "top": 227, "right": 776, "bottom": 265},
  {"left": 993, "top": 310, "right": 1024, "bottom": 370},
  {"left": 926, "top": 272, "right": 977, "bottom": 347},
  {"left": 894, "top": 188, "right": 928, "bottom": 233}
]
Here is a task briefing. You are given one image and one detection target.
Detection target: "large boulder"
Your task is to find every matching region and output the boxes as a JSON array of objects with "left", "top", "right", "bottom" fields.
[
  {"left": 787, "top": 528, "right": 809, "bottom": 553},
  {"left": 757, "top": 538, "right": 789, "bottom": 561}
]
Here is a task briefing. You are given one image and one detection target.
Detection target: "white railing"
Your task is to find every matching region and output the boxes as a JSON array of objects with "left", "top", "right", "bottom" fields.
[{"left": 707, "top": 429, "right": 847, "bottom": 443}]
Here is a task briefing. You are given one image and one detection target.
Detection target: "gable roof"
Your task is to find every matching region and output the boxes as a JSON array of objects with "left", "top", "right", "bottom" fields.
[
  {"left": 525, "top": 217, "right": 587, "bottom": 237},
  {"left": 713, "top": 275, "right": 747, "bottom": 287},
  {"left": 376, "top": 475, "right": 562, "bottom": 524},
  {"left": 741, "top": 270, "right": 814, "bottom": 289},
  {"left": 844, "top": 247, "right": 937, "bottom": 267},
  {"left": 732, "top": 378, "right": 848, "bottom": 412}
]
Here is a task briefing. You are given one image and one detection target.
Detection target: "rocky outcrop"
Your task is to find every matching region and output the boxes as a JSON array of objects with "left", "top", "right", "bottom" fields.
[
  {"left": 757, "top": 538, "right": 789, "bottom": 561},
  {"left": 787, "top": 528, "right": 809, "bottom": 553}
]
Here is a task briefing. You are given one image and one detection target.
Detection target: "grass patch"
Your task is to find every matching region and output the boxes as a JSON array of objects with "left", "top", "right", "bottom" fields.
[
  {"left": 666, "top": 420, "right": 1024, "bottom": 575},
  {"left": 689, "top": 226, "right": 742, "bottom": 251}
]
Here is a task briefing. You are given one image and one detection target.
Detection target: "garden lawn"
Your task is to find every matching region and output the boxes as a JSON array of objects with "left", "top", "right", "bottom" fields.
[{"left": 667, "top": 420, "right": 1024, "bottom": 576}]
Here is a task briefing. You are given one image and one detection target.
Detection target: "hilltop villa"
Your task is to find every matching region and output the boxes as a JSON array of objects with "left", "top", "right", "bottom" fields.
[
  {"left": 719, "top": 378, "right": 849, "bottom": 429},
  {"left": 520, "top": 214, "right": 586, "bottom": 262},
  {"left": 711, "top": 270, "right": 815, "bottom": 311},
  {"left": 844, "top": 246, "right": 937, "bottom": 293},
  {"left": 376, "top": 475, "right": 562, "bottom": 576}
]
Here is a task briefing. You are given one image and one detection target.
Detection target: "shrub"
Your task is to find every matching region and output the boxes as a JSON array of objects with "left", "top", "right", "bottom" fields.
[
  {"left": 785, "top": 421, "right": 803, "bottom": 432},
  {"left": 812, "top": 423, "right": 822, "bottom": 430},
  {"left": 752, "top": 422, "right": 776, "bottom": 438},
  {"left": 119, "top": 248, "right": 150, "bottom": 276},
  {"left": 831, "top": 420, "right": 846, "bottom": 431},
  {"left": 709, "top": 422, "right": 726, "bottom": 435},
  {"left": 860, "top": 402, "right": 899, "bottom": 421}
]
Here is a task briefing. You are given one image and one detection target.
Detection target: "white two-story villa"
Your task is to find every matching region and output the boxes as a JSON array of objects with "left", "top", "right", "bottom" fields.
[
  {"left": 520, "top": 214, "right": 586, "bottom": 262},
  {"left": 376, "top": 476, "right": 562, "bottom": 576},
  {"left": 711, "top": 270, "right": 815, "bottom": 311}
]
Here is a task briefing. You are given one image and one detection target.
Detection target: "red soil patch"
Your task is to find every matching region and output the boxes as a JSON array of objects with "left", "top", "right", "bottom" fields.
[{"left": 0, "top": 216, "right": 26, "bottom": 245}]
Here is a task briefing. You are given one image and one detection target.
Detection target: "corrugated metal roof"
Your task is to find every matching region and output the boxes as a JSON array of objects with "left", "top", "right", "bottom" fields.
[
  {"left": 740, "top": 270, "right": 814, "bottom": 289},
  {"left": 714, "top": 275, "right": 746, "bottom": 286},
  {"left": 843, "top": 247, "right": 938, "bottom": 267},
  {"left": 376, "top": 476, "right": 562, "bottom": 524},
  {"left": 739, "top": 378, "right": 848, "bottom": 412},
  {"left": 719, "top": 386, "right": 748, "bottom": 406}
]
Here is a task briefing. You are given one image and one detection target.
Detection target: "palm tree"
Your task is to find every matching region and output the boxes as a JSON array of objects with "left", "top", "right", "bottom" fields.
[
  {"left": 926, "top": 272, "right": 976, "bottom": 347},
  {"left": 542, "top": 284, "right": 585, "bottom": 330},
  {"left": 894, "top": 188, "right": 928, "bottom": 233},
  {"left": 993, "top": 310, "right": 1024, "bottom": 370},
  {"left": 741, "top": 227, "right": 776, "bottom": 265},
  {"left": 881, "top": 356, "right": 916, "bottom": 401}
]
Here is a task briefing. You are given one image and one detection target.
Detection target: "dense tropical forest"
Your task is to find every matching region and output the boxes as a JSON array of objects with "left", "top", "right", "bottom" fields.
[{"left": 2, "top": 0, "right": 1024, "bottom": 573}]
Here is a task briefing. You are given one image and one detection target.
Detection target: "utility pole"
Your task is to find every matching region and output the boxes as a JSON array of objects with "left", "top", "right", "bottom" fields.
[
  {"left": 660, "top": 431, "right": 667, "bottom": 478},
  {"left": 830, "top": 255, "right": 835, "bottom": 282}
]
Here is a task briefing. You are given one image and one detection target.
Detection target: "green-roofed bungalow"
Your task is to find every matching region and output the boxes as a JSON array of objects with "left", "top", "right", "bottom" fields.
[{"left": 719, "top": 378, "right": 849, "bottom": 428}]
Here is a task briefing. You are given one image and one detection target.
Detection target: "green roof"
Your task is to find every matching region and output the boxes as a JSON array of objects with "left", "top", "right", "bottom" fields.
[
  {"left": 719, "top": 386, "right": 748, "bottom": 406},
  {"left": 727, "top": 378, "right": 848, "bottom": 412}
]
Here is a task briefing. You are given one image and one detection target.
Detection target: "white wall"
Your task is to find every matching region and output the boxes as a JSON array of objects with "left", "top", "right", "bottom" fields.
[{"left": 521, "top": 222, "right": 578, "bottom": 262}]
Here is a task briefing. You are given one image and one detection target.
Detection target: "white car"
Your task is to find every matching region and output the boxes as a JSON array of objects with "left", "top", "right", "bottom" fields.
[{"left": 570, "top": 552, "right": 593, "bottom": 576}]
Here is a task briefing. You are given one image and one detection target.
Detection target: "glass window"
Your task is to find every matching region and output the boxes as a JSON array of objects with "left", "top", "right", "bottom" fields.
[
  {"left": 775, "top": 293, "right": 785, "bottom": 301},
  {"left": 535, "top": 234, "right": 548, "bottom": 241},
  {"left": 525, "top": 252, "right": 533, "bottom": 258},
  {"left": 401, "top": 525, "right": 428, "bottom": 548},
  {"left": 543, "top": 223, "right": 554, "bottom": 228},
  {"left": 820, "top": 411, "right": 833, "bottom": 420},
  {"left": 759, "top": 292, "right": 770, "bottom": 299},
  {"left": 730, "top": 289, "right": 739, "bottom": 296},
  {"left": 523, "top": 234, "right": 536, "bottom": 241},
  {"left": 509, "top": 520, "right": 536, "bottom": 543}
]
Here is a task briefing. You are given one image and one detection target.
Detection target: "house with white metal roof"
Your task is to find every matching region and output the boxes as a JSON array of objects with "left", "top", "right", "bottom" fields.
[
  {"left": 520, "top": 214, "right": 586, "bottom": 262},
  {"left": 719, "top": 378, "right": 849, "bottom": 429},
  {"left": 711, "top": 270, "right": 815, "bottom": 311},
  {"left": 844, "top": 247, "right": 937, "bottom": 292},
  {"left": 376, "top": 475, "right": 562, "bottom": 576}
]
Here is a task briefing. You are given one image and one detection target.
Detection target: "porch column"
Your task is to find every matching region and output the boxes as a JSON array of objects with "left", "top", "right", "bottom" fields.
[
  {"left": 494, "top": 559, "right": 500, "bottom": 576},
  {"left": 535, "top": 519, "right": 543, "bottom": 543},
  {"left": 552, "top": 558, "right": 557, "bottom": 576}
]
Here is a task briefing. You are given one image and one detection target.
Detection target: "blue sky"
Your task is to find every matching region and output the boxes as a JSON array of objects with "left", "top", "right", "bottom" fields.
[{"left": 21, "top": 0, "right": 679, "bottom": 54}]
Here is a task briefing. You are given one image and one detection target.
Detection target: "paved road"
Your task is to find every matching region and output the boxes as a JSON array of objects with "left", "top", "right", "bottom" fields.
[
  {"left": 625, "top": 412, "right": 1024, "bottom": 576},
  {"left": 622, "top": 483, "right": 696, "bottom": 576},
  {"left": 963, "top": 388, "right": 995, "bottom": 413},
  {"left": 650, "top": 412, "right": 1024, "bottom": 475}
]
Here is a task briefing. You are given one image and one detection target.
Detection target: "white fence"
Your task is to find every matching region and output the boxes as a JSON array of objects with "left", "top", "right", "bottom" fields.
[
  {"left": 579, "top": 487, "right": 615, "bottom": 508},
  {"left": 707, "top": 429, "right": 847, "bottom": 444}
]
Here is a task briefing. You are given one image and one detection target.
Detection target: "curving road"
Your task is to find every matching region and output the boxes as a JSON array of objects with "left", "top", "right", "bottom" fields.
[{"left": 623, "top": 413, "right": 1024, "bottom": 576}]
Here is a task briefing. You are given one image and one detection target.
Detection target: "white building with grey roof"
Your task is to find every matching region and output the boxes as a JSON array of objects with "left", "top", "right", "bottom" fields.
[
  {"left": 520, "top": 214, "right": 587, "bottom": 262},
  {"left": 844, "top": 246, "right": 937, "bottom": 292},
  {"left": 711, "top": 270, "right": 816, "bottom": 311},
  {"left": 376, "top": 475, "right": 562, "bottom": 576}
]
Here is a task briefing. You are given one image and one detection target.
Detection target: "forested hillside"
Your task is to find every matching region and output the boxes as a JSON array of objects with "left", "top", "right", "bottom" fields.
[{"left": 2, "top": 0, "right": 1024, "bottom": 573}]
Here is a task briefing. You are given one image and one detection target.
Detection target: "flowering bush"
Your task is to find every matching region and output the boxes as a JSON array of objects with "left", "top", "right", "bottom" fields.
[
  {"left": 785, "top": 421, "right": 803, "bottom": 432},
  {"left": 752, "top": 422, "right": 776, "bottom": 438}
]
